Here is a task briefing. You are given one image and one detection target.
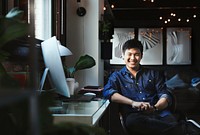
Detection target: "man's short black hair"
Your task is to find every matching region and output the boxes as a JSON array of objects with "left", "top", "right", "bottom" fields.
[{"left": 122, "top": 39, "right": 143, "bottom": 55}]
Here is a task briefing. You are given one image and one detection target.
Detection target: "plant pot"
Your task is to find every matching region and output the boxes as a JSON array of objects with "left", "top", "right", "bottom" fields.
[{"left": 66, "top": 78, "right": 79, "bottom": 95}]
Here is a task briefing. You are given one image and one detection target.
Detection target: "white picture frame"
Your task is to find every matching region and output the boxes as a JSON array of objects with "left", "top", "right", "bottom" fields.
[
  {"left": 166, "top": 27, "right": 192, "bottom": 65},
  {"left": 138, "top": 28, "right": 163, "bottom": 65}
]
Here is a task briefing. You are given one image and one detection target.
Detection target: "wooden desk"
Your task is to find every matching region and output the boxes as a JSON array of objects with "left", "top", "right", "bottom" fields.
[{"left": 49, "top": 99, "right": 109, "bottom": 126}]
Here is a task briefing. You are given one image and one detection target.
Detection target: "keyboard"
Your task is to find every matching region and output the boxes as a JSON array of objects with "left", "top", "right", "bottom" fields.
[{"left": 57, "top": 94, "right": 95, "bottom": 102}]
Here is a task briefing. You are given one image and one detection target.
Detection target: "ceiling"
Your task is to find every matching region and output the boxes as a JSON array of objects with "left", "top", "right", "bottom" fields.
[{"left": 106, "top": 0, "right": 200, "bottom": 22}]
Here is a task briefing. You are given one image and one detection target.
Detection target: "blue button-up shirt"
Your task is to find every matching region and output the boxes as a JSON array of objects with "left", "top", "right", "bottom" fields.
[{"left": 103, "top": 66, "right": 172, "bottom": 117}]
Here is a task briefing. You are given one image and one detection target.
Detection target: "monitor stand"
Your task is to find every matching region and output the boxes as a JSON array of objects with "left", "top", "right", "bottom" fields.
[{"left": 38, "top": 68, "right": 49, "bottom": 94}]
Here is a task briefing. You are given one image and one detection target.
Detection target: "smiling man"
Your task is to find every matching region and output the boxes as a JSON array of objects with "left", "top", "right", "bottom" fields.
[{"left": 103, "top": 39, "right": 200, "bottom": 135}]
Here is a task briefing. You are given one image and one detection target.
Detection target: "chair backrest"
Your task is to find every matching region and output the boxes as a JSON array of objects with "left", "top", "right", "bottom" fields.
[
  {"left": 119, "top": 112, "right": 129, "bottom": 135},
  {"left": 167, "top": 89, "right": 177, "bottom": 113}
]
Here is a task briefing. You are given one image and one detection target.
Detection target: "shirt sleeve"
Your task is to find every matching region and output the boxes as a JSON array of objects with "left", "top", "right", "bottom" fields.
[
  {"left": 155, "top": 71, "right": 172, "bottom": 106},
  {"left": 103, "top": 72, "right": 119, "bottom": 100}
]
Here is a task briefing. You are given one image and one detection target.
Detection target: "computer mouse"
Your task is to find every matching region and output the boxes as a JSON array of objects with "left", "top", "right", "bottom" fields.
[{"left": 84, "top": 92, "right": 96, "bottom": 96}]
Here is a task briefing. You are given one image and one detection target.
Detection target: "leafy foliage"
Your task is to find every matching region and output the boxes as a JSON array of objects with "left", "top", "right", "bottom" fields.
[
  {"left": 0, "top": 7, "right": 29, "bottom": 49},
  {"left": 0, "top": 7, "right": 29, "bottom": 89},
  {"left": 64, "top": 54, "right": 96, "bottom": 78}
]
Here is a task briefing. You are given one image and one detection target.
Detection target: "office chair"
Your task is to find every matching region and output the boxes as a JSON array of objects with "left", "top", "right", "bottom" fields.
[
  {"left": 119, "top": 89, "right": 177, "bottom": 135},
  {"left": 119, "top": 112, "right": 145, "bottom": 135},
  {"left": 119, "top": 112, "right": 129, "bottom": 135}
]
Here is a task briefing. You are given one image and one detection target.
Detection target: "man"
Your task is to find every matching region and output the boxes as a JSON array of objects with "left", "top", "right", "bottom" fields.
[{"left": 103, "top": 39, "right": 200, "bottom": 135}]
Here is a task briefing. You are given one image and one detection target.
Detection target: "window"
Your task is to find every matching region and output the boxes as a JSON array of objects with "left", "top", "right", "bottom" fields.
[{"left": 34, "top": 0, "right": 52, "bottom": 40}]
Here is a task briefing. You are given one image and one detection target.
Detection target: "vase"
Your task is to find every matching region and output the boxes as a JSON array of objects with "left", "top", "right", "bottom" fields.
[{"left": 66, "top": 78, "right": 79, "bottom": 95}]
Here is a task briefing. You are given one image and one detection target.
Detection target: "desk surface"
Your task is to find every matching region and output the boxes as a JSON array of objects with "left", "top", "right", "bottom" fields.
[{"left": 49, "top": 99, "right": 109, "bottom": 126}]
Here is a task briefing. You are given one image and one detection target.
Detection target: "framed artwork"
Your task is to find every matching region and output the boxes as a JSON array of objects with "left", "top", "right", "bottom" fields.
[
  {"left": 138, "top": 28, "right": 163, "bottom": 65},
  {"left": 166, "top": 27, "right": 192, "bottom": 65},
  {"left": 110, "top": 28, "right": 135, "bottom": 64}
]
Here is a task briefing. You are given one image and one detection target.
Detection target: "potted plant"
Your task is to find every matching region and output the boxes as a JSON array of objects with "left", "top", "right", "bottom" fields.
[
  {"left": 0, "top": 7, "right": 29, "bottom": 89},
  {"left": 99, "top": 20, "right": 113, "bottom": 42},
  {"left": 99, "top": 16, "right": 113, "bottom": 60},
  {"left": 63, "top": 54, "right": 96, "bottom": 95},
  {"left": 63, "top": 54, "right": 96, "bottom": 78}
]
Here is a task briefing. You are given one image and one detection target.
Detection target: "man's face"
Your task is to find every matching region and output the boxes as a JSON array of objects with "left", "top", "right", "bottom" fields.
[{"left": 123, "top": 48, "right": 142, "bottom": 70}]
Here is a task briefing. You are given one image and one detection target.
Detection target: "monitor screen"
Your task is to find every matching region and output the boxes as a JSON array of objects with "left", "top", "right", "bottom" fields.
[{"left": 40, "top": 36, "right": 72, "bottom": 97}]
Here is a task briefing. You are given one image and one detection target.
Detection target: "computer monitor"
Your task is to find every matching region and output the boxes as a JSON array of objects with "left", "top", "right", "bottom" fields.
[{"left": 40, "top": 36, "right": 72, "bottom": 97}]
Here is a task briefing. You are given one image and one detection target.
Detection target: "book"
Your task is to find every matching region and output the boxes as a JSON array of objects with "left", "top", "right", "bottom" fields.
[
  {"left": 78, "top": 86, "right": 104, "bottom": 97},
  {"left": 81, "top": 85, "right": 103, "bottom": 91}
]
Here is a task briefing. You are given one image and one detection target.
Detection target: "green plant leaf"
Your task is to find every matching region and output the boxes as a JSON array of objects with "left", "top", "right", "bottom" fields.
[
  {"left": 5, "top": 7, "right": 24, "bottom": 20},
  {"left": 64, "top": 55, "right": 96, "bottom": 78},
  {"left": 74, "top": 55, "right": 96, "bottom": 71}
]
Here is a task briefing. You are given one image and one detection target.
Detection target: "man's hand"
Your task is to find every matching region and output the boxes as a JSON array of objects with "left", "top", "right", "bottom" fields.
[{"left": 131, "top": 101, "right": 151, "bottom": 111}]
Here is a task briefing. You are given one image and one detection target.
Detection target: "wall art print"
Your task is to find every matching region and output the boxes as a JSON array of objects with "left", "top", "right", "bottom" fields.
[
  {"left": 110, "top": 28, "right": 135, "bottom": 65},
  {"left": 166, "top": 27, "right": 192, "bottom": 65},
  {"left": 138, "top": 28, "right": 163, "bottom": 65}
]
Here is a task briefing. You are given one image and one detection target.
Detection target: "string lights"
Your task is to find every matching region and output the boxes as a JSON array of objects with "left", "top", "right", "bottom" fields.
[
  {"left": 105, "top": 0, "right": 199, "bottom": 23},
  {"left": 142, "top": 0, "right": 155, "bottom": 2},
  {"left": 159, "top": 12, "right": 198, "bottom": 24}
]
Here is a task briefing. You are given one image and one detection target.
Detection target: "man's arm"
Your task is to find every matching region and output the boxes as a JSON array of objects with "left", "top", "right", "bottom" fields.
[
  {"left": 154, "top": 97, "right": 169, "bottom": 111},
  {"left": 111, "top": 93, "right": 151, "bottom": 111},
  {"left": 111, "top": 93, "right": 133, "bottom": 105}
]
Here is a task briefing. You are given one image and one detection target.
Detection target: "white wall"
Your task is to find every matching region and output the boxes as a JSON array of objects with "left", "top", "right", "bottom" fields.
[{"left": 66, "top": 0, "right": 104, "bottom": 88}]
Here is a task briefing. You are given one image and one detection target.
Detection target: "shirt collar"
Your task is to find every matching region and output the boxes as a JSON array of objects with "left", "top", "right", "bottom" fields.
[{"left": 121, "top": 65, "right": 143, "bottom": 76}]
